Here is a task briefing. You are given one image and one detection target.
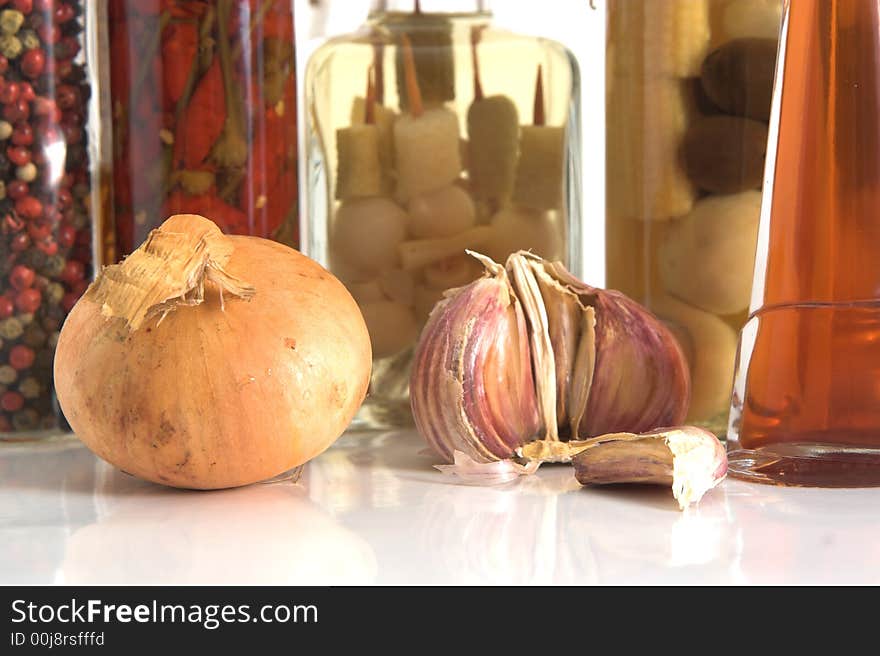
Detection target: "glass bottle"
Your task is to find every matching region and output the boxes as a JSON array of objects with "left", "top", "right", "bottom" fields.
[
  {"left": 102, "top": 0, "right": 299, "bottom": 262},
  {"left": 0, "top": 1, "right": 98, "bottom": 441},
  {"left": 303, "top": 0, "right": 582, "bottom": 429},
  {"left": 605, "top": 0, "right": 782, "bottom": 435},
  {"left": 727, "top": 0, "right": 880, "bottom": 486}
]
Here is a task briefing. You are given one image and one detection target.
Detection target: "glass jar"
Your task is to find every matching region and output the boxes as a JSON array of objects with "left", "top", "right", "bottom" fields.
[
  {"left": 605, "top": 0, "right": 782, "bottom": 435},
  {"left": 728, "top": 0, "right": 880, "bottom": 486},
  {"left": 303, "top": 0, "right": 582, "bottom": 429},
  {"left": 0, "top": 0, "right": 98, "bottom": 440},
  {"left": 103, "top": 0, "right": 298, "bottom": 262}
]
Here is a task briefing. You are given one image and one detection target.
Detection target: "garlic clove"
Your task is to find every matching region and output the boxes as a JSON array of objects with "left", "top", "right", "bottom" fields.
[
  {"left": 521, "top": 257, "right": 597, "bottom": 438},
  {"left": 506, "top": 253, "right": 559, "bottom": 441},
  {"left": 572, "top": 426, "right": 727, "bottom": 510},
  {"left": 411, "top": 260, "right": 541, "bottom": 463},
  {"left": 535, "top": 257, "right": 691, "bottom": 436}
]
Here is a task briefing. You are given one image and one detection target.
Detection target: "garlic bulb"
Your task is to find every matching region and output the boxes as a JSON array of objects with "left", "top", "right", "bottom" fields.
[{"left": 411, "top": 251, "right": 690, "bottom": 463}]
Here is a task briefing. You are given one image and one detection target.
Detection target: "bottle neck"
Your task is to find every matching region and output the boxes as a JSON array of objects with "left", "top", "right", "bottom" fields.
[{"left": 369, "top": 0, "right": 490, "bottom": 15}]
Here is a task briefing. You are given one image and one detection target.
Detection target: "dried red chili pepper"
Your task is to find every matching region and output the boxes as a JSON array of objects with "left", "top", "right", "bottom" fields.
[{"left": 173, "top": 58, "right": 225, "bottom": 169}]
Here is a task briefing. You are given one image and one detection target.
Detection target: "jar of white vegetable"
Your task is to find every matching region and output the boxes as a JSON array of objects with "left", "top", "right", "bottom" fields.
[
  {"left": 605, "top": 0, "right": 782, "bottom": 436},
  {"left": 303, "top": 0, "right": 582, "bottom": 429}
]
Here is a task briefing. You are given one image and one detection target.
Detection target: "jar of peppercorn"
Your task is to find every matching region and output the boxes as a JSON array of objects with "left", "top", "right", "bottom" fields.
[
  {"left": 102, "top": 0, "right": 299, "bottom": 260},
  {"left": 0, "top": 0, "right": 97, "bottom": 440}
]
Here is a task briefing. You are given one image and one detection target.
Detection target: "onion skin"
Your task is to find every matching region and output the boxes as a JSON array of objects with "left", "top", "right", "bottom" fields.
[{"left": 55, "top": 237, "right": 371, "bottom": 490}]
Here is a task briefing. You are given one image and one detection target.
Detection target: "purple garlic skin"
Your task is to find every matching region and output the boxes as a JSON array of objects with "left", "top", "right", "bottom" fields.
[
  {"left": 573, "top": 426, "right": 728, "bottom": 509},
  {"left": 541, "top": 263, "right": 690, "bottom": 437},
  {"left": 411, "top": 273, "right": 541, "bottom": 463},
  {"left": 581, "top": 286, "right": 691, "bottom": 436}
]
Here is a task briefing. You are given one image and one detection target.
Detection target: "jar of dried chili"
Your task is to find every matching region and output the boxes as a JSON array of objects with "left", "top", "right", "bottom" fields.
[
  {"left": 103, "top": 0, "right": 299, "bottom": 260},
  {"left": 0, "top": 0, "right": 97, "bottom": 440}
]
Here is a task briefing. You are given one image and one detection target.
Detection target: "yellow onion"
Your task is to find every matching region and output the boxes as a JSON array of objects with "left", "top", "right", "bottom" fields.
[{"left": 55, "top": 215, "right": 372, "bottom": 490}]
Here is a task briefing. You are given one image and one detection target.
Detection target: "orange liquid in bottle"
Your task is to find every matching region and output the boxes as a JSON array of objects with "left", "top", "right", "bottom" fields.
[{"left": 728, "top": 0, "right": 880, "bottom": 486}]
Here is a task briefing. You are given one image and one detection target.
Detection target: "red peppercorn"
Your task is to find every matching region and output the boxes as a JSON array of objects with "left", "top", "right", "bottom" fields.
[
  {"left": 61, "top": 123, "right": 81, "bottom": 145},
  {"left": 44, "top": 208, "right": 62, "bottom": 225},
  {"left": 15, "top": 196, "right": 42, "bottom": 220},
  {"left": 0, "top": 56, "right": 7, "bottom": 75},
  {"left": 11, "top": 123, "right": 32, "bottom": 146},
  {"left": 15, "top": 288, "right": 41, "bottom": 314},
  {"left": 56, "top": 187, "right": 72, "bottom": 209},
  {"left": 0, "top": 296, "right": 12, "bottom": 319},
  {"left": 61, "top": 259, "right": 84, "bottom": 284},
  {"left": 55, "top": 58, "right": 73, "bottom": 81},
  {"left": 12, "top": 0, "right": 33, "bottom": 13},
  {"left": 18, "top": 82, "right": 35, "bottom": 102},
  {"left": 1, "top": 391, "right": 24, "bottom": 413},
  {"left": 53, "top": 3, "right": 74, "bottom": 23},
  {"left": 9, "top": 345, "right": 35, "bottom": 370},
  {"left": 27, "top": 221, "right": 51, "bottom": 241},
  {"left": 9, "top": 233, "right": 29, "bottom": 252},
  {"left": 3, "top": 99, "right": 29, "bottom": 123},
  {"left": 6, "top": 146, "right": 30, "bottom": 166},
  {"left": 57, "top": 36, "right": 80, "bottom": 59},
  {"left": 36, "top": 238, "right": 57, "bottom": 256},
  {"left": 33, "top": 96, "right": 57, "bottom": 117},
  {"left": 56, "top": 84, "right": 77, "bottom": 110},
  {"left": 61, "top": 291, "right": 78, "bottom": 313},
  {"left": 9, "top": 265, "right": 34, "bottom": 291},
  {"left": 6, "top": 179, "right": 27, "bottom": 200},
  {"left": 57, "top": 223, "right": 75, "bottom": 248},
  {"left": 73, "top": 278, "right": 88, "bottom": 295},
  {"left": 0, "top": 81, "right": 20, "bottom": 105}
]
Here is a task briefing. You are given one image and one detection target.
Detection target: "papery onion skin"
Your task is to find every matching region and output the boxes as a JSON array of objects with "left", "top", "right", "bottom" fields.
[{"left": 55, "top": 235, "right": 372, "bottom": 490}]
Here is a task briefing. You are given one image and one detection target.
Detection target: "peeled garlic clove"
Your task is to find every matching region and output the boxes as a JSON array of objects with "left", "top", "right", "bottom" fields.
[
  {"left": 407, "top": 185, "right": 477, "bottom": 239},
  {"left": 411, "top": 259, "right": 541, "bottom": 463},
  {"left": 572, "top": 426, "right": 727, "bottom": 510},
  {"left": 659, "top": 191, "right": 761, "bottom": 315},
  {"left": 332, "top": 198, "right": 408, "bottom": 277},
  {"left": 652, "top": 295, "right": 738, "bottom": 423}
]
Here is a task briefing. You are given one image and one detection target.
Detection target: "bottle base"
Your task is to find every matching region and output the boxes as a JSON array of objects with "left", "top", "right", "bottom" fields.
[{"left": 727, "top": 443, "right": 880, "bottom": 487}]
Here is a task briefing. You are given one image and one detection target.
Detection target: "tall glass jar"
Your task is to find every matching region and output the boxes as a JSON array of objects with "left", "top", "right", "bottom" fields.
[
  {"left": 605, "top": 0, "right": 782, "bottom": 435},
  {"left": 303, "top": 0, "right": 582, "bottom": 429},
  {"left": 103, "top": 0, "right": 299, "bottom": 262},
  {"left": 728, "top": 0, "right": 880, "bottom": 486},
  {"left": 0, "top": 0, "right": 98, "bottom": 440}
]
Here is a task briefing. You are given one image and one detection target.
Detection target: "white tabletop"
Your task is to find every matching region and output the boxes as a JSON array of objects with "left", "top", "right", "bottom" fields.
[{"left": 1, "top": 429, "right": 878, "bottom": 585}]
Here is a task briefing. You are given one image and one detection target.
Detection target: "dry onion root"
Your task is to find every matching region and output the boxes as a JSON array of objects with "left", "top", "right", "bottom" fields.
[{"left": 55, "top": 214, "right": 372, "bottom": 490}]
